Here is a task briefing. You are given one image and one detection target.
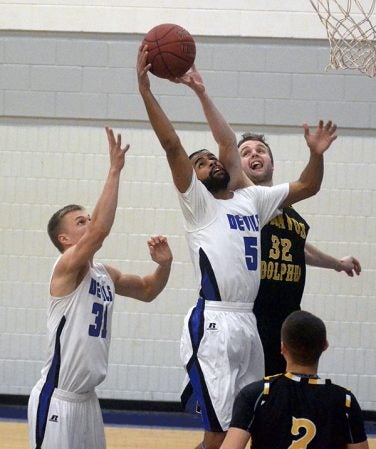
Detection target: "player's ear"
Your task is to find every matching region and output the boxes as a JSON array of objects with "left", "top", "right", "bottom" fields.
[
  {"left": 280, "top": 341, "right": 285, "bottom": 355},
  {"left": 323, "top": 339, "right": 329, "bottom": 352},
  {"left": 58, "top": 233, "right": 69, "bottom": 247}
]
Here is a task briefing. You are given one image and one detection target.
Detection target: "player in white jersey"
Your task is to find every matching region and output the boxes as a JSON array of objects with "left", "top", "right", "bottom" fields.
[
  {"left": 137, "top": 45, "right": 337, "bottom": 449},
  {"left": 28, "top": 127, "right": 173, "bottom": 449}
]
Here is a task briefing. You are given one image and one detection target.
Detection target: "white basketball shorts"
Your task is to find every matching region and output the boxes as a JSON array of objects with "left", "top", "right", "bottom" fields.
[
  {"left": 180, "top": 298, "right": 265, "bottom": 432},
  {"left": 28, "top": 379, "right": 105, "bottom": 449}
]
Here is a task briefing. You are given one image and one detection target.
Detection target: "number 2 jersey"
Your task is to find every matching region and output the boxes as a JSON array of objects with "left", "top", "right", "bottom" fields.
[
  {"left": 178, "top": 173, "right": 289, "bottom": 303},
  {"left": 39, "top": 261, "right": 115, "bottom": 394},
  {"left": 230, "top": 373, "right": 367, "bottom": 449}
]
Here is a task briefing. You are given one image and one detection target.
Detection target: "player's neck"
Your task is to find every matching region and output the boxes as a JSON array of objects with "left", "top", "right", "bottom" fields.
[
  {"left": 212, "top": 189, "right": 234, "bottom": 200},
  {"left": 286, "top": 362, "right": 319, "bottom": 376},
  {"left": 254, "top": 179, "right": 273, "bottom": 187}
]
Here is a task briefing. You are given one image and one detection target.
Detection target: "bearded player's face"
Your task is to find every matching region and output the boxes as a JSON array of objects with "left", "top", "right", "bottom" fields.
[{"left": 190, "top": 150, "right": 230, "bottom": 193}]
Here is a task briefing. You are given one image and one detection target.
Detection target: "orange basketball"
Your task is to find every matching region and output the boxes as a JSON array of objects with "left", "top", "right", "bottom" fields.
[{"left": 142, "top": 23, "right": 196, "bottom": 79}]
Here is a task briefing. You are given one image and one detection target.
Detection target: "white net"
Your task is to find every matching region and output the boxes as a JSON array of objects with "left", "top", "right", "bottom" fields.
[{"left": 310, "top": 0, "right": 376, "bottom": 77}]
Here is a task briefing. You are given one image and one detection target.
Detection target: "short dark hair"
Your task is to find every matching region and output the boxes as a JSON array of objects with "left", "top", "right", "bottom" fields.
[
  {"left": 188, "top": 148, "right": 210, "bottom": 160},
  {"left": 281, "top": 310, "right": 327, "bottom": 365},
  {"left": 47, "top": 204, "right": 84, "bottom": 253},
  {"left": 237, "top": 132, "right": 274, "bottom": 165}
]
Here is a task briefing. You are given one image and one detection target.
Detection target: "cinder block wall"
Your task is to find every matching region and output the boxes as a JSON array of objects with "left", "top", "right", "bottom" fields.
[{"left": 0, "top": 2, "right": 375, "bottom": 411}]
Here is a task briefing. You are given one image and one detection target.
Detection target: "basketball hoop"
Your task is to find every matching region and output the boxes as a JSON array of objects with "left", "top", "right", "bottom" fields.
[{"left": 310, "top": 0, "right": 376, "bottom": 77}]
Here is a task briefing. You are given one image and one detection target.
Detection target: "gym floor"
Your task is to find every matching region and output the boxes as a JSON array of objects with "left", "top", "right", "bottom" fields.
[{"left": 0, "top": 406, "right": 375, "bottom": 449}]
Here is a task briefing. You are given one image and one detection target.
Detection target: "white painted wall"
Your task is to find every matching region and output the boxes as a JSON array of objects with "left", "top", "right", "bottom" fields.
[
  {"left": 1, "top": 123, "right": 375, "bottom": 410},
  {"left": 0, "top": 1, "right": 331, "bottom": 38},
  {"left": 0, "top": 0, "right": 375, "bottom": 413}
]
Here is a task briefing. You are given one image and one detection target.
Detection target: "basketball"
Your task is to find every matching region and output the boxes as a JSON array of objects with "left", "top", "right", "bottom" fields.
[{"left": 142, "top": 23, "right": 196, "bottom": 79}]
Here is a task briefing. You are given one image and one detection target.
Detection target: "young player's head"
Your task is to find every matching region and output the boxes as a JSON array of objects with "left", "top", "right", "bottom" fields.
[
  {"left": 281, "top": 310, "right": 328, "bottom": 366},
  {"left": 48, "top": 204, "right": 89, "bottom": 253},
  {"left": 237, "top": 133, "right": 274, "bottom": 186},
  {"left": 189, "top": 149, "right": 230, "bottom": 193}
]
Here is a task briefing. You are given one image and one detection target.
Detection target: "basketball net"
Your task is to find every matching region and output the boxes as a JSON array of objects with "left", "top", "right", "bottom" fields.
[{"left": 310, "top": 0, "right": 376, "bottom": 77}]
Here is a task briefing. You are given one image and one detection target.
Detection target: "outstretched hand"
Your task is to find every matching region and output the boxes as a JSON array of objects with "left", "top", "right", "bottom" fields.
[
  {"left": 147, "top": 235, "right": 173, "bottom": 267},
  {"left": 336, "top": 256, "right": 361, "bottom": 277},
  {"left": 105, "top": 127, "right": 130, "bottom": 172},
  {"left": 137, "top": 44, "right": 152, "bottom": 92},
  {"left": 171, "top": 64, "right": 205, "bottom": 94},
  {"left": 303, "top": 120, "right": 337, "bottom": 156}
]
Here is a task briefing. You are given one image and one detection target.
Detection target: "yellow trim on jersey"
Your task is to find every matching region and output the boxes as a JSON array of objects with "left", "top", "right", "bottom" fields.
[{"left": 284, "top": 372, "right": 326, "bottom": 384}]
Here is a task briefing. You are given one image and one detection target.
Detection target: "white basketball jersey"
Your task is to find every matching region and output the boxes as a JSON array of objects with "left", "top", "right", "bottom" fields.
[
  {"left": 40, "top": 262, "right": 115, "bottom": 393},
  {"left": 178, "top": 174, "right": 289, "bottom": 304}
]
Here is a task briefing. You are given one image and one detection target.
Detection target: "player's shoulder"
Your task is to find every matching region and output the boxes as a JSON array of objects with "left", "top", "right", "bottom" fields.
[
  {"left": 235, "top": 184, "right": 264, "bottom": 199},
  {"left": 239, "top": 374, "right": 284, "bottom": 399},
  {"left": 98, "top": 263, "right": 117, "bottom": 282},
  {"left": 238, "top": 378, "right": 265, "bottom": 397},
  {"left": 326, "top": 380, "right": 354, "bottom": 398},
  {"left": 283, "top": 204, "right": 306, "bottom": 220},
  {"left": 239, "top": 182, "right": 288, "bottom": 197}
]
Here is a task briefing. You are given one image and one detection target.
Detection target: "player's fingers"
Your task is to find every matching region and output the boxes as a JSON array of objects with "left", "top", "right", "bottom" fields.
[
  {"left": 324, "top": 120, "right": 332, "bottom": 130},
  {"left": 329, "top": 123, "right": 337, "bottom": 134},
  {"left": 150, "top": 235, "right": 166, "bottom": 245},
  {"left": 317, "top": 119, "right": 324, "bottom": 129},
  {"left": 139, "top": 43, "right": 147, "bottom": 53},
  {"left": 142, "top": 62, "right": 152, "bottom": 74},
  {"left": 105, "top": 127, "right": 115, "bottom": 145}
]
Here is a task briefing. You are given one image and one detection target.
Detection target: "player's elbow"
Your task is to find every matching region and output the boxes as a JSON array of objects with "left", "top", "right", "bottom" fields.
[
  {"left": 89, "top": 223, "right": 110, "bottom": 245},
  {"left": 140, "top": 288, "right": 159, "bottom": 303},
  {"left": 303, "top": 183, "right": 320, "bottom": 198}
]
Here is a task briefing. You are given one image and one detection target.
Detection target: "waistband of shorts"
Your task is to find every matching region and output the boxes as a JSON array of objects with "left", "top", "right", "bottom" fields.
[
  {"left": 35, "top": 379, "right": 96, "bottom": 402},
  {"left": 204, "top": 300, "right": 253, "bottom": 312}
]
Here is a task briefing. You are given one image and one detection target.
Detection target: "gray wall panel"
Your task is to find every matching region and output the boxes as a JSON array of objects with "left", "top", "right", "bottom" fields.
[{"left": 1, "top": 32, "right": 375, "bottom": 130}]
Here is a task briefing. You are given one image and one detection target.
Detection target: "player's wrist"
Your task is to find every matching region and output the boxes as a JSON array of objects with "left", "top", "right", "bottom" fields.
[
  {"left": 158, "top": 258, "right": 173, "bottom": 268},
  {"left": 334, "top": 259, "right": 342, "bottom": 272}
]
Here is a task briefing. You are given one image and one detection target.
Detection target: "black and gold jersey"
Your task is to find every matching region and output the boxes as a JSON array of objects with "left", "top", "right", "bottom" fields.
[
  {"left": 254, "top": 207, "right": 309, "bottom": 375},
  {"left": 230, "top": 373, "right": 367, "bottom": 449}
]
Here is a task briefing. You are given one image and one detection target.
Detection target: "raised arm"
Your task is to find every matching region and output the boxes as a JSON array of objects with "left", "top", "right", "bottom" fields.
[
  {"left": 66, "top": 127, "right": 128, "bottom": 266},
  {"left": 51, "top": 128, "right": 129, "bottom": 296},
  {"left": 137, "top": 44, "right": 193, "bottom": 193},
  {"left": 282, "top": 120, "right": 337, "bottom": 207},
  {"left": 175, "top": 65, "right": 251, "bottom": 190},
  {"left": 107, "top": 235, "right": 173, "bottom": 302},
  {"left": 305, "top": 242, "right": 361, "bottom": 277}
]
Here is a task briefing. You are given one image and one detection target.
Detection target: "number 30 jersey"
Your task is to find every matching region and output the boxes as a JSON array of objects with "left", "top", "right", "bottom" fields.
[
  {"left": 178, "top": 173, "right": 289, "bottom": 304},
  {"left": 40, "top": 262, "right": 115, "bottom": 393}
]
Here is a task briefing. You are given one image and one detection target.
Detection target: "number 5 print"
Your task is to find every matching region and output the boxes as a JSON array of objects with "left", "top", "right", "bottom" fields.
[{"left": 244, "top": 236, "right": 258, "bottom": 270}]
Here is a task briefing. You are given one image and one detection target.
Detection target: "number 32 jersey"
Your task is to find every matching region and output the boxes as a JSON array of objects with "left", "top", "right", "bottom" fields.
[
  {"left": 40, "top": 262, "right": 115, "bottom": 393},
  {"left": 178, "top": 174, "right": 289, "bottom": 303}
]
